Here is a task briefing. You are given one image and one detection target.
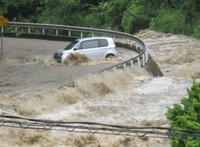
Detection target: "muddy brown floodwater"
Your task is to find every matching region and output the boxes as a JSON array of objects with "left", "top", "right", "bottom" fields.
[{"left": 0, "top": 31, "right": 200, "bottom": 147}]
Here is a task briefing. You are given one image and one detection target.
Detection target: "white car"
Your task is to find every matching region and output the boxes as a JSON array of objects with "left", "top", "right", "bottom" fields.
[{"left": 54, "top": 37, "right": 118, "bottom": 63}]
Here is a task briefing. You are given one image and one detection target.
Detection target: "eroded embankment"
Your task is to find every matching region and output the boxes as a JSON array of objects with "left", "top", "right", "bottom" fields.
[{"left": 136, "top": 30, "right": 200, "bottom": 78}]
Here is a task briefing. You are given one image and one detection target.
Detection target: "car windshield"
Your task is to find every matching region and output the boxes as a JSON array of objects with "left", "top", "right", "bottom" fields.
[{"left": 64, "top": 41, "right": 78, "bottom": 50}]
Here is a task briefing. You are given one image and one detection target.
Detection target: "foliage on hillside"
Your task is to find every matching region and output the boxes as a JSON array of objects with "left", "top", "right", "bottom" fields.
[
  {"left": 166, "top": 79, "right": 200, "bottom": 146},
  {"left": 0, "top": 0, "right": 200, "bottom": 37}
]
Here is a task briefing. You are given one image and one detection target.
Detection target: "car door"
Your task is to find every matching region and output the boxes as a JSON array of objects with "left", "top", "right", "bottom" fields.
[{"left": 77, "top": 39, "right": 101, "bottom": 59}]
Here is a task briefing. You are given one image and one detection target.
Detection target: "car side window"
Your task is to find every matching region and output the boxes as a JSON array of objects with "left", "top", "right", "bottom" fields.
[
  {"left": 80, "top": 40, "right": 99, "bottom": 49},
  {"left": 99, "top": 39, "right": 108, "bottom": 47}
]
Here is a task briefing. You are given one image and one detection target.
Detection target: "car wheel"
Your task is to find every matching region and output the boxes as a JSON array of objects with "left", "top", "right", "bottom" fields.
[{"left": 106, "top": 54, "right": 115, "bottom": 58}]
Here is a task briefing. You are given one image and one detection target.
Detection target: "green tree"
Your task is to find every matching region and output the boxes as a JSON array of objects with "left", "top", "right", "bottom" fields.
[
  {"left": 84, "top": 0, "right": 129, "bottom": 30},
  {"left": 38, "top": 0, "right": 82, "bottom": 25},
  {"left": 1, "top": 0, "right": 200, "bottom": 37},
  {"left": 1, "top": 0, "right": 44, "bottom": 22},
  {"left": 80, "top": 0, "right": 108, "bottom": 5},
  {"left": 103, "top": 0, "right": 129, "bottom": 31},
  {"left": 150, "top": 9, "right": 185, "bottom": 34},
  {"left": 193, "top": 19, "right": 200, "bottom": 38},
  {"left": 84, "top": 2, "right": 108, "bottom": 28},
  {"left": 122, "top": 1, "right": 150, "bottom": 33},
  {"left": 166, "top": 79, "right": 200, "bottom": 146}
]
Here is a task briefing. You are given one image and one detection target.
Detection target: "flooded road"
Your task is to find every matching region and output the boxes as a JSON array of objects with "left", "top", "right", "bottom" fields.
[
  {"left": 0, "top": 37, "right": 138, "bottom": 96},
  {"left": 0, "top": 32, "right": 199, "bottom": 146}
]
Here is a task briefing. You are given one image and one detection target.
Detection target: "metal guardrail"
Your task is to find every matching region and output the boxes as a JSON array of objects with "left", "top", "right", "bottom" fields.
[{"left": 2, "top": 22, "right": 149, "bottom": 69}]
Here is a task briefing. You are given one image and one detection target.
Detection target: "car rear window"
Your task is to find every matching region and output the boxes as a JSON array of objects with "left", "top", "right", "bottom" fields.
[{"left": 99, "top": 39, "right": 108, "bottom": 47}]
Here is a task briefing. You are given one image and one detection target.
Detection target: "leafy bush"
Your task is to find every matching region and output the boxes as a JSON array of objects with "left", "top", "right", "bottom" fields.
[
  {"left": 166, "top": 79, "right": 200, "bottom": 147},
  {"left": 150, "top": 9, "right": 186, "bottom": 34}
]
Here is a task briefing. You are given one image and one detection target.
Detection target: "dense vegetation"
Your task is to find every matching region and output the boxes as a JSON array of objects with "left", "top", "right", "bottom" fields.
[
  {"left": 0, "top": 0, "right": 200, "bottom": 37},
  {"left": 166, "top": 79, "right": 200, "bottom": 146}
]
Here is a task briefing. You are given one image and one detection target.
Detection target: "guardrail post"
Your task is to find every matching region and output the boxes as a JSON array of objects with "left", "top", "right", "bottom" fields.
[
  {"left": 131, "top": 60, "right": 134, "bottom": 68},
  {"left": 136, "top": 43, "right": 138, "bottom": 49},
  {"left": 42, "top": 29, "right": 45, "bottom": 34},
  {"left": 0, "top": 27, "right": 3, "bottom": 59},
  {"left": 28, "top": 28, "right": 31, "bottom": 34},
  {"left": 145, "top": 45, "right": 149, "bottom": 63},
  {"left": 81, "top": 32, "right": 83, "bottom": 38},
  {"left": 68, "top": 31, "right": 71, "bottom": 37},
  {"left": 131, "top": 42, "right": 134, "bottom": 47},
  {"left": 142, "top": 54, "right": 145, "bottom": 66},
  {"left": 56, "top": 29, "right": 58, "bottom": 36},
  {"left": 123, "top": 63, "right": 126, "bottom": 69},
  {"left": 137, "top": 57, "right": 141, "bottom": 68}
]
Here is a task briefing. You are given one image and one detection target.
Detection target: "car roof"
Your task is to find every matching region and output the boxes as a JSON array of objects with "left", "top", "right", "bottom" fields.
[{"left": 76, "top": 37, "right": 114, "bottom": 42}]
